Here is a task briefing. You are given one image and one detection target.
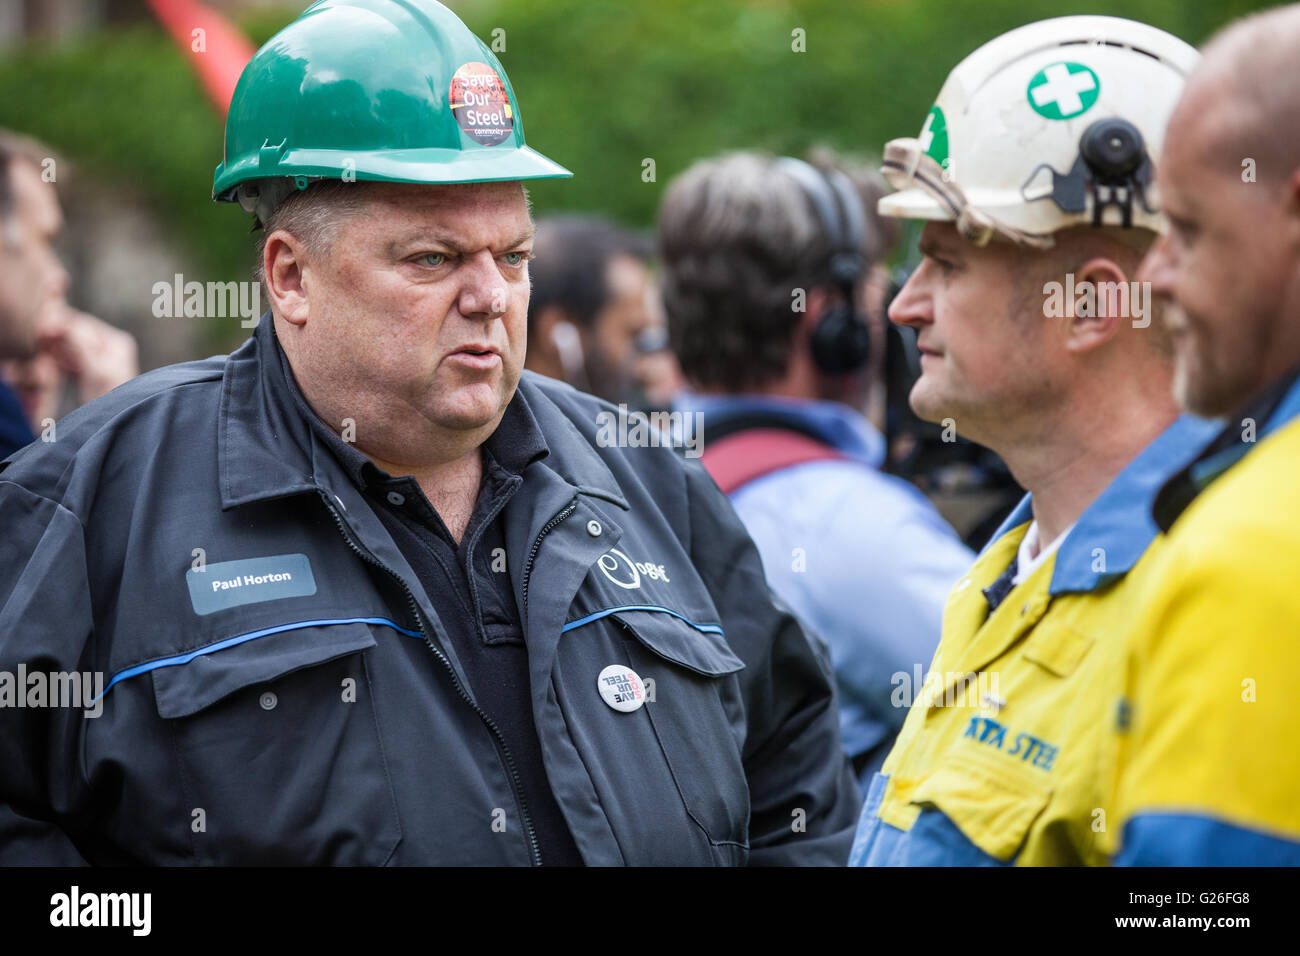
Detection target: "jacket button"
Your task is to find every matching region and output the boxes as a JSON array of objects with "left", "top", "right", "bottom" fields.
[
  {"left": 586, "top": 519, "right": 602, "bottom": 537},
  {"left": 259, "top": 692, "right": 278, "bottom": 711},
  {"left": 387, "top": 491, "right": 405, "bottom": 507}
]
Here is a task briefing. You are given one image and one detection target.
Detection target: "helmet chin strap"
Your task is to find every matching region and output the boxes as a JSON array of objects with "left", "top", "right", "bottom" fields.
[
  {"left": 235, "top": 178, "right": 301, "bottom": 230},
  {"left": 882, "top": 138, "right": 1057, "bottom": 250}
]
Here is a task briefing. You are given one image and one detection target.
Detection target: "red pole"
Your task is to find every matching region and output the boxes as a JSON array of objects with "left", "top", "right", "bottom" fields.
[{"left": 143, "top": 0, "right": 257, "bottom": 118}]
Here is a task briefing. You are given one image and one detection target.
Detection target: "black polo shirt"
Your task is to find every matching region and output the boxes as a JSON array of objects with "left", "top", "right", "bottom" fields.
[{"left": 273, "top": 334, "right": 583, "bottom": 866}]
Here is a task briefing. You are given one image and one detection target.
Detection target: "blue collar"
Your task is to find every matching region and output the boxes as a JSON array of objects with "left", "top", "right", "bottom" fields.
[
  {"left": 673, "top": 392, "right": 886, "bottom": 468},
  {"left": 1261, "top": 370, "right": 1300, "bottom": 438},
  {"left": 984, "top": 414, "right": 1221, "bottom": 594},
  {"left": 1152, "top": 365, "right": 1300, "bottom": 531}
]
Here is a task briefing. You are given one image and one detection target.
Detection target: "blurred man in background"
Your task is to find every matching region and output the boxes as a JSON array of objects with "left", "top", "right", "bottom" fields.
[
  {"left": 1105, "top": 4, "right": 1300, "bottom": 864},
  {"left": 0, "top": 128, "right": 137, "bottom": 458},
  {"left": 0, "top": 127, "right": 137, "bottom": 861},
  {"left": 524, "top": 214, "right": 682, "bottom": 409},
  {"left": 805, "top": 148, "right": 900, "bottom": 436},
  {"left": 811, "top": 149, "right": 1028, "bottom": 551},
  {"left": 659, "top": 150, "right": 973, "bottom": 788}
]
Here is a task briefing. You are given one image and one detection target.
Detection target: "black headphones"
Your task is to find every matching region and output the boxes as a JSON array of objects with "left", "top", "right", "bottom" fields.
[{"left": 776, "top": 157, "right": 872, "bottom": 375}]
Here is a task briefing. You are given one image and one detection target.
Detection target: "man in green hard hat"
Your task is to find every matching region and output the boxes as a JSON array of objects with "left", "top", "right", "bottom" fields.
[{"left": 0, "top": 0, "right": 861, "bottom": 865}]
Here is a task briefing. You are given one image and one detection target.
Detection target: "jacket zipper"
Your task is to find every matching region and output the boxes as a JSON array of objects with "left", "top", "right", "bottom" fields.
[
  {"left": 317, "top": 488, "right": 543, "bottom": 866},
  {"left": 521, "top": 500, "right": 578, "bottom": 612}
]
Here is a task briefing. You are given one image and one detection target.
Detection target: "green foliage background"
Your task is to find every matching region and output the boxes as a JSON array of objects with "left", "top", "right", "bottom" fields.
[{"left": 0, "top": 0, "right": 1267, "bottom": 348}]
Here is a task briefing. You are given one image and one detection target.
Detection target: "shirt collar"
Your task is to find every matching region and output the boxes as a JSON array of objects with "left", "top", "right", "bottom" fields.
[
  {"left": 673, "top": 391, "right": 886, "bottom": 468},
  {"left": 270, "top": 322, "right": 548, "bottom": 491},
  {"left": 1012, "top": 519, "right": 1075, "bottom": 586},
  {"left": 983, "top": 413, "right": 1221, "bottom": 594}
]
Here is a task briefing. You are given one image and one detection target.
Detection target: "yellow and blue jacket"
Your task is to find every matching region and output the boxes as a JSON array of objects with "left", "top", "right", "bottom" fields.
[
  {"left": 1105, "top": 371, "right": 1300, "bottom": 865},
  {"left": 849, "top": 415, "right": 1218, "bottom": 866}
]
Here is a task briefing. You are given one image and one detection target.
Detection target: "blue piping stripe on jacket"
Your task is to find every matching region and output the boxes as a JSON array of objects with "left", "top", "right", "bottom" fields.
[
  {"left": 562, "top": 605, "right": 724, "bottom": 636},
  {"left": 97, "top": 616, "right": 421, "bottom": 702}
]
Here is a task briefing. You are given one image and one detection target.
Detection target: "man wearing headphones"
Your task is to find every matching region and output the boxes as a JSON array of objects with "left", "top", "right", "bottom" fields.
[{"left": 658, "top": 151, "right": 974, "bottom": 788}]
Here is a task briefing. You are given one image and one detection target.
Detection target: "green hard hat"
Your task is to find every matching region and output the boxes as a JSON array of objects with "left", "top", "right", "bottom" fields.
[{"left": 212, "top": 0, "right": 571, "bottom": 218}]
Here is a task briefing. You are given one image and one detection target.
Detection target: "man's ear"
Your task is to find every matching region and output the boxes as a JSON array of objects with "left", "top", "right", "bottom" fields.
[
  {"left": 524, "top": 305, "right": 563, "bottom": 376},
  {"left": 544, "top": 310, "right": 589, "bottom": 386},
  {"left": 263, "top": 229, "right": 310, "bottom": 327},
  {"left": 1062, "top": 256, "right": 1129, "bottom": 354},
  {"left": 797, "top": 287, "right": 831, "bottom": 337}
]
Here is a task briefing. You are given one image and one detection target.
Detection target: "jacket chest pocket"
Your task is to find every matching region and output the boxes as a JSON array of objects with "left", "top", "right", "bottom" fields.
[
  {"left": 556, "top": 608, "right": 750, "bottom": 862},
  {"left": 1021, "top": 622, "right": 1095, "bottom": 678},
  {"left": 151, "top": 621, "right": 402, "bottom": 865}
]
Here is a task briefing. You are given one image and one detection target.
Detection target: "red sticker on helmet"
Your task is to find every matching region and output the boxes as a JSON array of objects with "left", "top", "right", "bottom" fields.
[{"left": 450, "top": 62, "right": 514, "bottom": 146}]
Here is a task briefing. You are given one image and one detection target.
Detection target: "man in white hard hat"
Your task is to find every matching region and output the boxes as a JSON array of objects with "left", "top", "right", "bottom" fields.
[
  {"left": 1102, "top": 4, "right": 1300, "bottom": 865},
  {"left": 849, "top": 15, "right": 1219, "bottom": 866}
]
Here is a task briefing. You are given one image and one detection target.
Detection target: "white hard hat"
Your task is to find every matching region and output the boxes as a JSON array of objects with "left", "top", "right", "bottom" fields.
[{"left": 880, "top": 15, "right": 1199, "bottom": 248}]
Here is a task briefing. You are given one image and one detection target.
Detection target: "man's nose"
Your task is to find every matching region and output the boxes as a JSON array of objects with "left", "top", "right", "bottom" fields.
[
  {"left": 457, "top": 252, "right": 510, "bottom": 320},
  {"left": 887, "top": 270, "right": 932, "bottom": 330}
]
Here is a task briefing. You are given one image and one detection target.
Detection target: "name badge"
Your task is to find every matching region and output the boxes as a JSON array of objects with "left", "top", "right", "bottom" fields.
[{"left": 186, "top": 553, "right": 317, "bottom": 615}]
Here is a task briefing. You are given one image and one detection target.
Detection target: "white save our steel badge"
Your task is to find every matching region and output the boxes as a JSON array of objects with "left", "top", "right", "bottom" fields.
[{"left": 597, "top": 664, "right": 646, "bottom": 713}]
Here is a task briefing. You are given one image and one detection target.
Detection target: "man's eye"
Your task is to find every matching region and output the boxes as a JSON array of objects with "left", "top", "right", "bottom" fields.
[
  {"left": 1170, "top": 216, "right": 1198, "bottom": 243},
  {"left": 503, "top": 251, "right": 527, "bottom": 267},
  {"left": 417, "top": 253, "right": 446, "bottom": 267}
]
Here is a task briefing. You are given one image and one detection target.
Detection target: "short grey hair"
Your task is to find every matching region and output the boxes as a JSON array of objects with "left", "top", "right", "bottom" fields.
[
  {"left": 253, "top": 179, "right": 376, "bottom": 285},
  {"left": 658, "top": 151, "right": 847, "bottom": 393},
  {"left": 250, "top": 178, "right": 533, "bottom": 285}
]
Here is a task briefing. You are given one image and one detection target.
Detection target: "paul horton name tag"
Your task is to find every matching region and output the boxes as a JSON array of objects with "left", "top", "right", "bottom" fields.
[{"left": 186, "top": 553, "right": 317, "bottom": 615}]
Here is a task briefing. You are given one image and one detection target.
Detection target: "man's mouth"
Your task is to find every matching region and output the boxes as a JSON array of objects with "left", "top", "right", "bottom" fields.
[
  {"left": 1162, "top": 304, "right": 1195, "bottom": 340},
  {"left": 447, "top": 345, "right": 501, "bottom": 369}
]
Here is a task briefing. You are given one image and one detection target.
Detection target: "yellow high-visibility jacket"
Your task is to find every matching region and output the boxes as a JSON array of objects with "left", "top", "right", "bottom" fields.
[
  {"left": 850, "top": 415, "right": 1218, "bottom": 865},
  {"left": 1105, "top": 377, "right": 1300, "bottom": 865}
]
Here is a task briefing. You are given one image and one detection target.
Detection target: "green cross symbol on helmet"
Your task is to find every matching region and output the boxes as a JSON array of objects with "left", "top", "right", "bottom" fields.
[
  {"left": 918, "top": 105, "right": 949, "bottom": 166},
  {"left": 1027, "top": 61, "right": 1101, "bottom": 120}
]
